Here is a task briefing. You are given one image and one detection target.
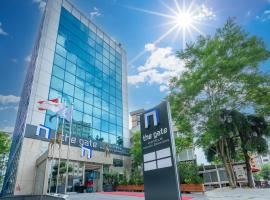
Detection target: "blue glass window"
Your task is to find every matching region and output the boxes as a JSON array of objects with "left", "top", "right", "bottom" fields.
[
  {"left": 62, "top": 93, "right": 73, "bottom": 104},
  {"left": 75, "top": 77, "right": 85, "bottom": 90},
  {"left": 94, "top": 88, "right": 101, "bottom": 98},
  {"left": 102, "top": 100, "right": 109, "bottom": 112},
  {"left": 102, "top": 110, "right": 109, "bottom": 121},
  {"left": 54, "top": 54, "right": 66, "bottom": 69},
  {"left": 84, "top": 92, "right": 93, "bottom": 105},
  {"left": 76, "top": 67, "right": 85, "bottom": 80},
  {"left": 66, "top": 60, "right": 76, "bottom": 74},
  {"left": 57, "top": 34, "right": 66, "bottom": 46},
  {"left": 109, "top": 134, "right": 116, "bottom": 144},
  {"left": 94, "top": 96, "right": 101, "bottom": 108},
  {"left": 73, "top": 110, "right": 83, "bottom": 122},
  {"left": 63, "top": 82, "right": 74, "bottom": 96},
  {"left": 53, "top": 65, "right": 65, "bottom": 80},
  {"left": 109, "top": 124, "right": 116, "bottom": 134},
  {"left": 83, "top": 114, "right": 92, "bottom": 124},
  {"left": 101, "top": 132, "right": 109, "bottom": 143},
  {"left": 74, "top": 87, "right": 84, "bottom": 100},
  {"left": 92, "top": 129, "right": 100, "bottom": 140},
  {"left": 74, "top": 99, "right": 84, "bottom": 112},
  {"left": 49, "top": 89, "right": 61, "bottom": 100},
  {"left": 93, "top": 117, "right": 101, "bottom": 130},
  {"left": 85, "top": 82, "right": 94, "bottom": 94},
  {"left": 67, "top": 52, "right": 77, "bottom": 64},
  {"left": 101, "top": 120, "right": 109, "bottom": 132},
  {"left": 117, "top": 126, "right": 123, "bottom": 136},
  {"left": 56, "top": 44, "right": 67, "bottom": 58},
  {"left": 51, "top": 76, "right": 63, "bottom": 91},
  {"left": 46, "top": 8, "right": 124, "bottom": 141},
  {"left": 84, "top": 103, "right": 92, "bottom": 114},
  {"left": 93, "top": 107, "right": 101, "bottom": 118},
  {"left": 65, "top": 72, "right": 75, "bottom": 84}
]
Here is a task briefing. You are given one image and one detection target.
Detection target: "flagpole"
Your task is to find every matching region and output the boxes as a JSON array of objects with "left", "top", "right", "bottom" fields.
[
  {"left": 64, "top": 104, "right": 73, "bottom": 194},
  {"left": 48, "top": 116, "right": 59, "bottom": 194},
  {"left": 56, "top": 116, "right": 64, "bottom": 194}
]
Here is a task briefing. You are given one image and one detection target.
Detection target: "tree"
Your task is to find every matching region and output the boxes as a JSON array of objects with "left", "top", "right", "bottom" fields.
[
  {"left": 0, "top": 132, "right": 10, "bottom": 154},
  {"left": 169, "top": 18, "right": 270, "bottom": 187},
  {"left": 0, "top": 132, "right": 11, "bottom": 187},
  {"left": 129, "top": 131, "right": 142, "bottom": 168},
  {"left": 116, "top": 136, "right": 123, "bottom": 146},
  {"left": 258, "top": 163, "right": 270, "bottom": 180},
  {"left": 178, "top": 161, "right": 202, "bottom": 184},
  {"left": 224, "top": 110, "right": 270, "bottom": 187},
  {"left": 52, "top": 161, "right": 72, "bottom": 185}
]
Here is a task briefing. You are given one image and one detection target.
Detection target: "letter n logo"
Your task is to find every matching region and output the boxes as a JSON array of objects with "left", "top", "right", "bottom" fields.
[
  {"left": 36, "top": 124, "right": 51, "bottom": 139},
  {"left": 81, "top": 146, "right": 93, "bottom": 159},
  {"left": 144, "top": 109, "right": 159, "bottom": 128}
]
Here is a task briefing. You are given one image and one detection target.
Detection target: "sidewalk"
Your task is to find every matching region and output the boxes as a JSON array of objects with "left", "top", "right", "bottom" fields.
[{"left": 205, "top": 188, "right": 270, "bottom": 200}]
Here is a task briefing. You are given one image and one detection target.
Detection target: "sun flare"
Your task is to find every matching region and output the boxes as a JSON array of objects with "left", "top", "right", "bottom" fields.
[{"left": 128, "top": 0, "right": 215, "bottom": 64}]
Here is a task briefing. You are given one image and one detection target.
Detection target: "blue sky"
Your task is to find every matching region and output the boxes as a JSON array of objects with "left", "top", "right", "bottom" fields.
[{"left": 0, "top": 0, "right": 270, "bottom": 136}]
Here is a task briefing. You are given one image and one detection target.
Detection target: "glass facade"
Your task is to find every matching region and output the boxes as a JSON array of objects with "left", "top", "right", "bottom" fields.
[{"left": 45, "top": 8, "right": 124, "bottom": 145}]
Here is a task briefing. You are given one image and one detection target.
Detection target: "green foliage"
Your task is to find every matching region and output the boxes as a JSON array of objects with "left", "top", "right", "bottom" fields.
[
  {"left": 129, "top": 131, "right": 142, "bottom": 168},
  {"left": 130, "top": 168, "right": 143, "bottom": 185},
  {"left": 103, "top": 172, "right": 120, "bottom": 187},
  {"left": 52, "top": 161, "right": 73, "bottom": 184},
  {"left": 169, "top": 18, "right": 270, "bottom": 187},
  {"left": 178, "top": 162, "right": 202, "bottom": 184},
  {"left": 258, "top": 163, "right": 270, "bottom": 180},
  {"left": 0, "top": 132, "right": 11, "bottom": 154},
  {"left": 0, "top": 132, "right": 11, "bottom": 186},
  {"left": 116, "top": 136, "right": 123, "bottom": 146},
  {"left": 175, "top": 133, "right": 193, "bottom": 153}
]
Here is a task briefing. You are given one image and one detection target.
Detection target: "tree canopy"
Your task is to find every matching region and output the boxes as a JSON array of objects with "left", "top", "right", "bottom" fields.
[{"left": 169, "top": 18, "right": 270, "bottom": 187}]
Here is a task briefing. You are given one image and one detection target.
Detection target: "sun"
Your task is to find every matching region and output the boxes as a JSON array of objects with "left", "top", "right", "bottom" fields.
[
  {"left": 127, "top": 0, "right": 213, "bottom": 64},
  {"left": 174, "top": 12, "right": 194, "bottom": 29}
]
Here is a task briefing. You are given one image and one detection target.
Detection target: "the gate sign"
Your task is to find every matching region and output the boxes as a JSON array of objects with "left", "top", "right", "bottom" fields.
[{"left": 140, "top": 101, "right": 181, "bottom": 200}]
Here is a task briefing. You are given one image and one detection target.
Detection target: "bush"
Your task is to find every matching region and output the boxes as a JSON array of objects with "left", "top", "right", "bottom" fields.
[{"left": 178, "top": 161, "right": 203, "bottom": 184}]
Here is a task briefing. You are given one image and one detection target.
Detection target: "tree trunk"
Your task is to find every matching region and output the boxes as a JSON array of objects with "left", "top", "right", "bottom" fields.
[
  {"left": 243, "top": 149, "right": 254, "bottom": 188},
  {"left": 218, "top": 139, "right": 237, "bottom": 188}
]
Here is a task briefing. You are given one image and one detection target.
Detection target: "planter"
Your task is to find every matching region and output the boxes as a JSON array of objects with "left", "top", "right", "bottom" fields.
[
  {"left": 180, "top": 183, "right": 205, "bottom": 193},
  {"left": 116, "top": 184, "right": 204, "bottom": 193},
  {"left": 103, "top": 184, "right": 113, "bottom": 192},
  {"left": 115, "top": 185, "right": 144, "bottom": 191}
]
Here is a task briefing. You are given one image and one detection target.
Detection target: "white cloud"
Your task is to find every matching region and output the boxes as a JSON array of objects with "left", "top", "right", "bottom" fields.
[
  {"left": 194, "top": 4, "right": 216, "bottom": 21},
  {"left": 0, "top": 95, "right": 20, "bottom": 104},
  {"left": 0, "top": 105, "right": 18, "bottom": 111},
  {"left": 128, "top": 43, "right": 185, "bottom": 92},
  {"left": 1, "top": 126, "right": 14, "bottom": 133},
  {"left": 11, "top": 58, "right": 18, "bottom": 63},
  {"left": 246, "top": 10, "right": 252, "bottom": 17},
  {"left": 256, "top": 9, "right": 270, "bottom": 21},
  {"left": 25, "top": 54, "right": 31, "bottom": 63},
  {"left": 33, "top": 0, "right": 46, "bottom": 12},
  {"left": 0, "top": 22, "right": 8, "bottom": 36},
  {"left": 90, "top": 7, "right": 101, "bottom": 19}
]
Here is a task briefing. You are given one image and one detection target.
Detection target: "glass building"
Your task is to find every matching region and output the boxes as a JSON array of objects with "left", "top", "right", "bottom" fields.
[{"left": 2, "top": 0, "right": 129, "bottom": 196}]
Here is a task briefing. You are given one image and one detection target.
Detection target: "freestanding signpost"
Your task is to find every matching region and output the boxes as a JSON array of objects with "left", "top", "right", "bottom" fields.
[{"left": 140, "top": 101, "right": 181, "bottom": 200}]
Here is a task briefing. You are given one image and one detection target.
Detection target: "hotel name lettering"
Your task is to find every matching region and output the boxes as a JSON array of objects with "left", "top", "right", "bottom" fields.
[{"left": 25, "top": 124, "right": 129, "bottom": 156}]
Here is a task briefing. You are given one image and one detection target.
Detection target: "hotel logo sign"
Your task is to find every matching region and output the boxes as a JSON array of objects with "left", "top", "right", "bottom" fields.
[
  {"left": 81, "top": 146, "right": 93, "bottom": 159},
  {"left": 140, "top": 101, "right": 181, "bottom": 200},
  {"left": 144, "top": 109, "right": 159, "bottom": 128}
]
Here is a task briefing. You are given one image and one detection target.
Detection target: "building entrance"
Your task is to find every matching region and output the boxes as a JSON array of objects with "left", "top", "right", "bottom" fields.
[{"left": 84, "top": 163, "right": 102, "bottom": 193}]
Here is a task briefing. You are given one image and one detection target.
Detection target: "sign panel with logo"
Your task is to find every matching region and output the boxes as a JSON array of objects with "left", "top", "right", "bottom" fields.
[
  {"left": 140, "top": 101, "right": 181, "bottom": 200},
  {"left": 24, "top": 124, "right": 129, "bottom": 156}
]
